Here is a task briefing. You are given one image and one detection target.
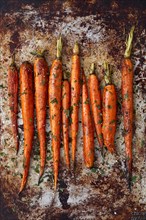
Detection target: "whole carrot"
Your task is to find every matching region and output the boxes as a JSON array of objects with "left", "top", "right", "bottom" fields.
[
  {"left": 88, "top": 63, "right": 103, "bottom": 147},
  {"left": 102, "top": 63, "right": 117, "bottom": 153},
  {"left": 122, "top": 26, "right": 134, "bottom": 189},
  {"left": 82, "top": 69, "right": 94, "bottom": 168},
  {"left": 62, "top": 79, "right": 70, "bottom": 169},
  {"left": 19, "top": 61, "right": 34, "bottom": 194},
  {"left": 34, "top": 53, "right": 48, "bottom": 183},
  {"left": 49, "top": 37, "right": 62, "bottom": 190},
  {"left": 8, "top": 56, "right": 19, "bottom": 154},
  {"left": 71, "top": 42, "right": 80, "bottom": 168}
]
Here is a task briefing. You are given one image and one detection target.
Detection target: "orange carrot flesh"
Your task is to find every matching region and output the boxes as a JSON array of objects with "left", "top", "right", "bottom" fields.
[
  {"left": 49, "top": 37, "right": 63, "bottom": 189},
  {"left": 62, "top": 79, "right": 70, "bottom": 169},
  {"left": 102, "top": 85, "right": 116, "bottom": 153},
  {"left": 34, "top": 56, "right": 48, "bottom": 181},
  {"left": 122, "top": 26, "right": 134, "bottom": 188},
  {"left": 122, "top": 58, "right": 133, "bottom": 175},
  {"left": 71, "top": 43, "right": 80, "bottom": 167},
  {"left": 102, "top": 63, "right": 116, "bottom": 153},
  {"left": 88, "top": 64, "right": 103, "bottom": 147},
  {"left": 19, "top": 61, "right": 34, "bottom": 193},
  {"left": 8, "top": 62, "right": 19, "bottom": 153},
  {"left": 82, "top": 70, "right": 94, "bottom": 168}
]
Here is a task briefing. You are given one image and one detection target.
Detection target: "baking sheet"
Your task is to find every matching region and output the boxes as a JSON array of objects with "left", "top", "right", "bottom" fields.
[{"left": 0, "top": 1, "right": 146, "bottom": 219}]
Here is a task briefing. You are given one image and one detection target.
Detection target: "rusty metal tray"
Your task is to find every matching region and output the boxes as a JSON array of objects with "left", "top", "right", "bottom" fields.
[{"left": 0, "top": 1, "right": 146, "bottom": 219}]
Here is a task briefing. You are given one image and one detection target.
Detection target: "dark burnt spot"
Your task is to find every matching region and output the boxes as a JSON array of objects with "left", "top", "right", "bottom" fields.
[
  {"left": 59, "top": 179, "right": 70, "bottom": 209},
  {"left": 0, "top": 191, "right": 18, "bottom": 220},
  {"left": 9, "top": 31, "right": 20, "bottom": 54}
]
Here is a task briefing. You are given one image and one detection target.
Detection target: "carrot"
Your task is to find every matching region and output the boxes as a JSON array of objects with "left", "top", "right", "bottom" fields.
[
  {"left": 8, "top": 55, "right": 19, "bottom": 154},
  {"left": 34, "top": 53, "right": 48, "bottom": 183},
  {"left": 102, "top": 63, "right": 117, "bottom": 153},
  {"left": 49, "top": 37, "right": 63, "bottom": 190},
  {"left": 122, "top": 26, "right": 135, "bottom": 189},
  {"left": 19, "top": 61, "right": 34, "bottom": 194},
  {"left": 62, "top": 79, "right": 70, "bottom": 169},
  {"left": 82, "top": 69, "right": 94, "bottom": 168},
  {"left": 88, "top": 63, "right": 103, "bottom": 147},
  {"left": 71, "top": 42, "right": 80, "bottom": 168}
]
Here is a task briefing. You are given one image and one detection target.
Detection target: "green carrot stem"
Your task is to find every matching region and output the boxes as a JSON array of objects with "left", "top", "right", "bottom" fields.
[
  {"left": 124, "top": 26, "right": 135, "bottom": 58},
  {"left": 57, "top": 36, "right": 62, "bottom": 59},
  {"left": 104, "top": 62, "right": 112, "bottom": 85},
  {"left": 73, "top": 42, "right": 79, "bottom": 55},
  {"left": 89, "top": 63, "right": 95, "bottom": 74}
]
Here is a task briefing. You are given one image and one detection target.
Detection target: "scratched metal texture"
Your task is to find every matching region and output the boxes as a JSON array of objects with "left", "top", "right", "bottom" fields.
[{"left": 0, "top": 1, "right": 146, "bottom": 220}]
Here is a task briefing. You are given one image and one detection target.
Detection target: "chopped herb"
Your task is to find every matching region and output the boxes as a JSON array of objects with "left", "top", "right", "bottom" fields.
[
  {"left": 84, "top": 98, "right": 89, "bottom": 104},
  {"left": 52, "top": 114, "right": 56, "bottom": 120},
  {"left": 91, "top": 167, "right": 98, "bottom": 173},
  {"left": 20, "top": 90, "right": 27, "bottom": 96},
  {"left": 96, "top": 104, "right": 101, "bottom": 110},
  {"left": 131, "top": 175, "right": 137, "bottom": 183},
  {"left": 53, "top": 73, "right": 57, "bottom": 78},
  {"left": 98, "top": 119, "right": 102, "bottom": 124},
  {"left": 99, "top": 133, "right": 103, "bottom": 139},
  {"left": 123, "top": 92, "right": 129, "bottom": 100},
  {"left": 0, "top": 84, "right": 5, "bottom": 88},
  {"left": 107, "top": 105, "right": 112, "bottom": 109},
  {"left": 74, "top": 79, "right": 77, "bottom": 83},
  {"left": 50, "top": 98, "right": 58, "bottom": 104},
  {"left": 110, "top": 119, "right": 116, "bottom": 124},
  {"left": 40, "top": 79, "right": 46, "bottom": 86},
  {"left": 52, "top": 133, "right": 57, "bottom": 140},
  {"left": 62, "top": 92, "right": 66, "bottom": 99},
  {"left": 34, "top": 164, "right": 39, "bottom": 173},
  {"left": 29, "top": 117, "right": 33, "bottom": 122},
  {"left": 64, "top": 109, "right": 70, "bottom": 118}
]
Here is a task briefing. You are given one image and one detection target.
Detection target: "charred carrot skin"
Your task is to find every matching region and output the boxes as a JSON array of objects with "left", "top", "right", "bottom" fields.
[
  {"left": 8, "top": 62, "right": 19, "bottom": 153},
  {"left": 19, "top": 62, "right": 34, "bottom": 193},
  {"left": 122, "top": 26, "right": 135, "bottom": 189},
  {"left": 122, "top": 58, "right": 133, "bottom": 175},
  {"left": 34, "top": 56, "right": 48, "bottom": 181},
  {"left": 102, "top": 64, "right": 117, "bottom": 153},
  {"left": 62, "top": 79, "right": 70, "bottom": 169},
  {"left": 49, "top": 37, "right": 62, "bottom": 189},
  {"left": 82, "top": 70, "right": 94, "bottom": 168},
  {"left": 71, "top": 43, "right": 80, "bottom": 167},
  {"left": 88, "top": 64, "right": 103, "bottom": 147}
]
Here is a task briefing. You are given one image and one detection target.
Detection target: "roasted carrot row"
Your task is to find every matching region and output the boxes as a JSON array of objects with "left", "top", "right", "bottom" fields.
[
  {"left": 82, "top": 69, "right": 94, "bottom": 168},
  {"left": 8, "top": 56, "right": 19, "bottom": 154},
  {"left": 102, "top": 63, "right": 117, "bottom": 153},
  {"left": 122, "top": 26, "right": 135, "bottom": 189},
  {"left": 49, "top": 37, "right": 63, "bottom": 189},
  {"left": 88, "top": 63, "right": 103, "bottom": 148},
  {"left": 34, "top": 53, "right": 48, "bottom": 183},
  {"left": 62, "top": 79, "right": 70, "bottom": 169},
  {"left": 19, "top": 61, "right": 34, "bottom": 194},
  {"left": 71, "top": 42, "right": 81, "bottom": 168}
]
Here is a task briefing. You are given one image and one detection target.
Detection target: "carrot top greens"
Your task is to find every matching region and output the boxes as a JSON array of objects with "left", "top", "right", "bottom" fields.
[
  {"left": 57, "top": 36, "right": 62, "bottom": 59},
  {"left": 104, "top": 62, "right": 112, "bottom": 85},
  {"left": 89, "top": 63, "right": 95, "bottom": 74},
  {"left": 124, "top": 26, "right": 135, "bottom": 58},
  {"left": 73, "top": 42, "right": 79, "bottom": 55}
]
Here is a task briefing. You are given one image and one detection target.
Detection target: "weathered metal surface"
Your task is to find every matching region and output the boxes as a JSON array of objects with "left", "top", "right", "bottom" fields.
[{"left": 0, "top": 1, "right": 146, "bottom": 219}]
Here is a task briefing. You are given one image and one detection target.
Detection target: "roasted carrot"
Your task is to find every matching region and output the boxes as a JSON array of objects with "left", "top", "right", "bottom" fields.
[
  {"left": 19, "top": 61, "right": 34, "bottom": 194},
  {"left": 62, "top": 79, "right": 70, "bottom": 169},
  {"left": 34, "top": 54, "right": 48, "bottom": 183},
  {"left": 122, "top": 26, "right": 135, "bottom": 189},
  {"left": 49, "top": 37, "right": 63, "bottom": 189},
  {"left": 102, "top": 63, "right": 117, "bottom": 153},
  {"left": 8, "top": 56, "right": 19, "bottom": 154},
  {"left": 88, "top": 63, "right": 103, "bottom": 147},
  {"left": 82, "top": 69, "right": 94, "bottom": 168},
  {"left": 71, "top": 42, "right": 80, "bottom": 168}
]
